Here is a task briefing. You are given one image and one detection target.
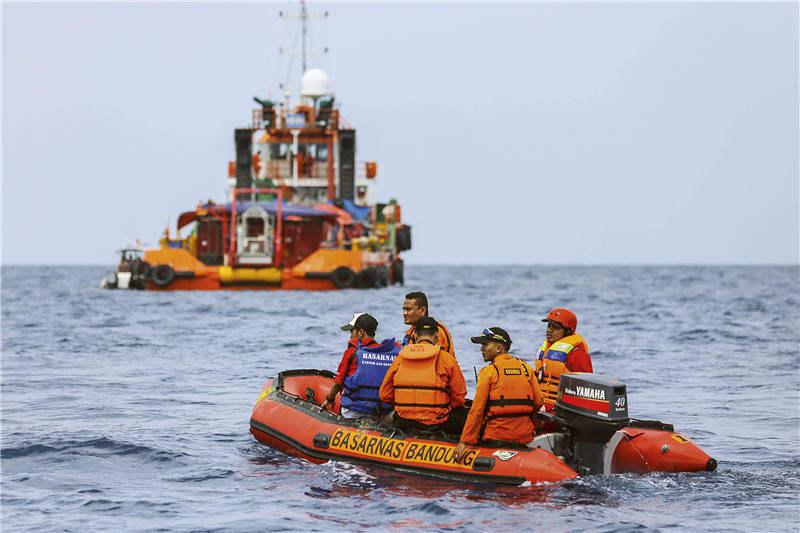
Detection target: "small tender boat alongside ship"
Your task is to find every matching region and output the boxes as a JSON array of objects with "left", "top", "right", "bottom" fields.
[
  {"left": 250, "top": 370, "right": 716, "bottom": 485},
  {"left": 102, "top": 3, "right": 410, "bottom": 291}
]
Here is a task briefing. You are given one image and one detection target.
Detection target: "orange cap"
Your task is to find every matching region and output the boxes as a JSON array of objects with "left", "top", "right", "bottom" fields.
[{"left": 542, "top": 307, "right": 577, "bottom": 331}]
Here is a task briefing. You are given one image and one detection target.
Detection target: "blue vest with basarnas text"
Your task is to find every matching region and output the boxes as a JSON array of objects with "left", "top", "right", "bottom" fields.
[{"left": 341, "top": 338, "right": 401, "bottom": 414}]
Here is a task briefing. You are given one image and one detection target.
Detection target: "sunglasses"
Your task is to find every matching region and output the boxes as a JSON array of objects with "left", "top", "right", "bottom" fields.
[{"left": 482, "top": 328, "right": 508, "bottom": 343}]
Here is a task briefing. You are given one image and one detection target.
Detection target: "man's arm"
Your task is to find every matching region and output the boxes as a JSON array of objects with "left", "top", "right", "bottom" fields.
[
  {"left": 438, "top": 324, "right": 454, "bottom": 356},
  {"left": 379, "top": 358, "right": 400, "bottom": 404},
  {"left": 447, "top": 355, "right": 467, "bottom": 408},
  {"left": 322, "top": 343, "right": 356, "bottom": 408},
  {"left": 459, "top": 368, "right": 491, "bottom": 445},
  {"left": 527, "top": 362, "right": 544, "bottom": 411},
  {"left": 566, "top": 344, "right": 593, "bottom": 373},
  {"left": 334, "top": 343, "right": 357, "bottom": 386}
]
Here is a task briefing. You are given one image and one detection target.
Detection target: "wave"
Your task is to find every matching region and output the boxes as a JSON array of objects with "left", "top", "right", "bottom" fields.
[{"left": 1, "top": 436, "right": 188, "bottom": 463}]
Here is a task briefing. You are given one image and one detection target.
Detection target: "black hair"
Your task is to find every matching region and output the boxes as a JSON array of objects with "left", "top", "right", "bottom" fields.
[
  {"left": 405, "top": 291, "right": 428, "bottom": 314},
  {"left": 353, "top": 313, "right": 379, "bottom": 337},
  {"left": 359, "top": 326, "right": 376, "bottom": 337}
]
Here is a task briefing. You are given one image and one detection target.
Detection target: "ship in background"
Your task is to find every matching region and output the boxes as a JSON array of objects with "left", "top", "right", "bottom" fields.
[{"left": 102, "top": 2, "right": 410, "bottom": 291}]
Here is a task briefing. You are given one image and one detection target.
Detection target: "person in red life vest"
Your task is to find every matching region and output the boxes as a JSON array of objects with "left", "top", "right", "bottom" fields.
[
  {"left": 402, "top": 291, "right": 455, "bottom": 357},
  {"left": 453, "top": 327, "right": 543, "bottom": 462},
  {"left": 535, "top": 307, "right": 592, "bottom": 410},
  {"left": 380, "top": 317, "right": 467, "bottom": 435},
  {"left": 321, "top": 313, "right": 400, "bottom": 418}
]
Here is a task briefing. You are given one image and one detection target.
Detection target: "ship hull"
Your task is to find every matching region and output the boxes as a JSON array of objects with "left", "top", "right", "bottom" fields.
[{"left": 102, "top": 247, "right": 403, "bottom": 291}]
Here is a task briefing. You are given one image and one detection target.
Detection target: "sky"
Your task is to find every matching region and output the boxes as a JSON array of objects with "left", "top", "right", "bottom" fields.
[{"left": 3, "top": 2, "right": 798, "bottom": 265}]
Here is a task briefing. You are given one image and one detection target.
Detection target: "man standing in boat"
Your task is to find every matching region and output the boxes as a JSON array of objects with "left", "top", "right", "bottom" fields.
[
  {"left": 535, "top": 307, "right": 593, "bottom": 411},
  {"left": 322, "top": 313, "right": 400, "bottom": 418},
  {"left": 402, "top": 292, "right": 455, "bottom": 356},
  {"left": 453, "top": 327, "right": 542, "bottom": 462},
  {"left": 380, "top": 317, "right": 467, "bottom": 434}
]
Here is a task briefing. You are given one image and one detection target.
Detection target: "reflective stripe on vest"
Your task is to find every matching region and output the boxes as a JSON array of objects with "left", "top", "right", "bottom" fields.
[
  {"left": 341, "top": 338, "right": 400, "bottom": 414},
  {"left": 534, "top": 335, "right": 586, "bottom": 406}
]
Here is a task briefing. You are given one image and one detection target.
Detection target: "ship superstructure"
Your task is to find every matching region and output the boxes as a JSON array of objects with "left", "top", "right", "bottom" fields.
[{"left": 103, "top": 2, "right": 410, "bottom": 291}]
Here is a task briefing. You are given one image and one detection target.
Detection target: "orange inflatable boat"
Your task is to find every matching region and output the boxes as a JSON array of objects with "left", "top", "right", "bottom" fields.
[{"left": 249, "top": 370, "right": 716, "bottom": 485}]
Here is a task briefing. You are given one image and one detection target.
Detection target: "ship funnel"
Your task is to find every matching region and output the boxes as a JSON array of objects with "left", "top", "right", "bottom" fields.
[{"left": 301, "top": 68, "right": 329, "bottom": 98}]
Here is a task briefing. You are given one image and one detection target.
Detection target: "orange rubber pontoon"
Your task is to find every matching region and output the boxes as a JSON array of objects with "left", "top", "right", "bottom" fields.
[
  {"left": 250, "top": 370, "right": 578, "bottom": 485},
  {"left": 249, "top": 370, "right": 716, "bottom": 485}
]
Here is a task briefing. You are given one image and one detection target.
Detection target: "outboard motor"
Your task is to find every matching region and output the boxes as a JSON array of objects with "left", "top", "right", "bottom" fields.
[{"left": 555, "top": 373, "right": 629, "bottom": 475}]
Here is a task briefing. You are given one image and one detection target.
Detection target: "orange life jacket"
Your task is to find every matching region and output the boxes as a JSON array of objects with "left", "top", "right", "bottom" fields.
[
  {"left": 534, "top": 334, "right": 588, "bottom": 407},
  {"left": 392, "top": 343, "right": 451, "bottom": 425},
  {"left": 482, "top": 355, "right": 538, "bottom": 440}
]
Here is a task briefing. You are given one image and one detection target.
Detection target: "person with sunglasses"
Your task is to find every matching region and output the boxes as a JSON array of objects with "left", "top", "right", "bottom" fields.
[
  {"left": 535, "top": 307, "right": 593, "bottom": 411},
  {"left": 453, "top": 327, "right": 542, "bottom": 462}
]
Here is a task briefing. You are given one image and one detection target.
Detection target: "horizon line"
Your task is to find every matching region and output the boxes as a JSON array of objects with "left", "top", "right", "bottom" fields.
[{"left": 1, "top": 261, "right": 798, "bottom": 268}]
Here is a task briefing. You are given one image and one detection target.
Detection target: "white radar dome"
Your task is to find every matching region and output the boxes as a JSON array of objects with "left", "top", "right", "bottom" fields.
[{"left": 300, "top": 68, "right": 330, "bottom": 98}]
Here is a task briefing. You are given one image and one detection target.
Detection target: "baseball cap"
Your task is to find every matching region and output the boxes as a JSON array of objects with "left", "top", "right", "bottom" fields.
[
  {"left": 470, "top": 327, "right": 512, "bottom": 348},
  {"left": 415, "top": 316, "right": 439, "bottom": 333},
  {"left": 340, "top": 312, "right": 378, "bottom": 333}
]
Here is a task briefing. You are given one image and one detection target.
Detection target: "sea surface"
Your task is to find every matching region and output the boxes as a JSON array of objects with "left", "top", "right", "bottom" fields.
[{"left": 2, "top": 265, "right": 799, "bottom": 531}]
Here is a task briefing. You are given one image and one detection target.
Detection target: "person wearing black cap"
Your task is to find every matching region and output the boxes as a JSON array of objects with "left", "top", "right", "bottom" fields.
[
  {"left": 322, "top": 313, "right": 400, "bottom": 418},
  {"left": 379, "top": 316, "right": 467, "bottom": 434},
  {"left": 453, "top": 327, "right": 543, "bottom": 463}
]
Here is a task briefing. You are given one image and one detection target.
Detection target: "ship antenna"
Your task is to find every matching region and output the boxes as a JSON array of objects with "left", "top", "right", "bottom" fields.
[
  {"left": 301, "top": 0, "right": 307, "bottom": 74},
  {"left": 278, "top": 1, "right": 330, "bottom": 95}
]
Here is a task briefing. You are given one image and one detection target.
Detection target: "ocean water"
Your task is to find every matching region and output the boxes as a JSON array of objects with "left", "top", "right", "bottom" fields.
[{"left": 2, "top": 265, "right": 798, "bottom": 531}]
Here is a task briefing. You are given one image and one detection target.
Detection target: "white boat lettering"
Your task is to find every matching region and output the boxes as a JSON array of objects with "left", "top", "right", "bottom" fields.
[
  {"left": 576, "top": 386, "right": 606, "bottom": 400},
  {"left": 362, "top": 353, "right": 396, "bottom": 362}
]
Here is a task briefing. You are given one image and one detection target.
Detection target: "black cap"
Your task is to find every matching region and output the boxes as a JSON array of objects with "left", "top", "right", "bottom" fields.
[
  {"left": 415, "top": 316, "right": 439, "bottom": 333},
  {"left": 470, "top": 327, "right": 512, "bottom": 348},
  {"left": 354, "top": 313, "right": 378, "bottom": 333},
  {"left": 341, "top": 312, "right": 378, "bottom": 334}
]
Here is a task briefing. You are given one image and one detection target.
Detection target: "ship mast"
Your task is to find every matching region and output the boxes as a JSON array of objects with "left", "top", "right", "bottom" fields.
[{"left": 301, "top": 0, "right": 308, "bottom": 74}]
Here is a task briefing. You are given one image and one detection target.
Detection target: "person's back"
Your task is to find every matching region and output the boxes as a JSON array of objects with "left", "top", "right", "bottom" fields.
[
  {"left": 535, "top": 307, "right": 592, "bottom": 409},
  {"left": 390, "top": 342, "right": 452, "bottom": 425},
  {"left": 341, "top": 337, "right": 400, "bottom": 415},
  {"left": 380, "top": 317, "right": 466, "bottom": 431},
  {"left": 476, "top": 354, "right": 540, "bottom": 443}
]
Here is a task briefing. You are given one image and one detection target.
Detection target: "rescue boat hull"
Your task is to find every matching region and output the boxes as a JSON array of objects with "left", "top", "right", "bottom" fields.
[
  {"left": 249, "top": 370, "right": 578, "bottom": 485},
  {"left": 250, "top": 370, "right": 716, "bottom": 483}
]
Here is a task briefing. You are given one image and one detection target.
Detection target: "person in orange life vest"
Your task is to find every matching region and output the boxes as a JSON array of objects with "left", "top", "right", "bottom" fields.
[
  {"left": 296, "top": 145, "right": 312, "bottom": 177},
  {"left": 321, "top": 313, "right": 384, "bottom": 418},
  {"left": 402, "top": 291, "right": 455, "bottom": 357},
  {"left": 535, "top": 307, "right": 592, "bottom": 411},
  {"left": 453, "top": 327, "right": 543, "bottom": 462},
  {"left": 380, "top": 317, "right": 468, "bottom": 435}
]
